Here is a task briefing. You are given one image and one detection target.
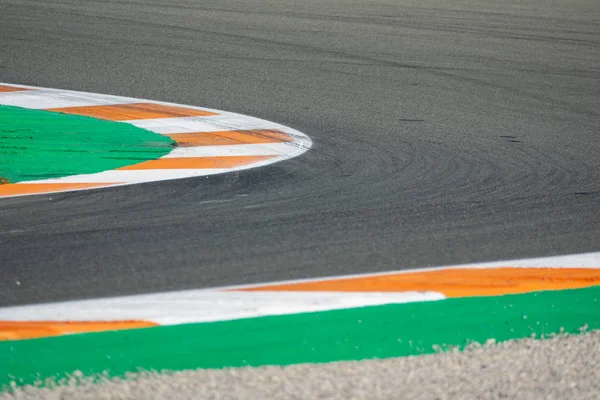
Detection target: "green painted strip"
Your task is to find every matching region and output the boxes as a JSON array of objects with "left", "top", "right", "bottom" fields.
[
  {"left": 1, "top": 286, "right": 599, "bottom": 389},
  {"left": 0, "top": 105, "right": 173, "bottom": 183}
]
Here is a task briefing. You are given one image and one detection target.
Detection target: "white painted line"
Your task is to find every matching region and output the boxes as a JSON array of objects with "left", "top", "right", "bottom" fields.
[
  {"left": 164, "top": 143, "right": 296, "bottom": 158},
  {"left": 128, "top": 115, "right": 282, "bottom": 134},
  {"left": 0, "top": 291, "right": 444, "bottom": 325},
  {"left": 0, "top": 90, "right": 140, "bottom": 109},
  {"left": 20, "top": 169, "right": 230, "bottom": 184}
]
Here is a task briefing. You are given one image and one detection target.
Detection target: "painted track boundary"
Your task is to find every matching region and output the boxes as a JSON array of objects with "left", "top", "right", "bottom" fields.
[
  {"left": 0, "top": 83, "right": 311, "bottom": 198},
  {"left": 1, "top": 251, "right": 598, "bottom": 340}
]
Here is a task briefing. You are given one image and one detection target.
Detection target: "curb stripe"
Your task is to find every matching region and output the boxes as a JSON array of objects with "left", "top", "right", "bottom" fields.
[
  {"left": 0, "top": 252, "right": 598, "bottom": 342},
  {"left": 167, "top": 129, "right": 293, "bottom": 146},
  {"left": 222, "top": 251, "right": 600, "bottom": 291},
  {"left": 0, "top": 292, "right": 444, "bottom": 327},
  {"left": 116, "top": 155, "right": 276, "bottom": 170},
  {"left": 46, "top": 103, "right": 218, "bottom": 120},
  {"left": 0, "top": 83, "right": 311, "bottom": 198},
  {"left": 0, "top": 85, "right": 28, "bottom": 93},
  {"left": 0, "top": 182, "right": 121, "bottom": 196},
  {"left": 164, "top": 143, "right": 292, "bottom": 158},
  {"left": 128, "top": 115, "right": 280, "bottom": 134},
  {"left": 0, "top": 90, "right": 141, "bottom": 109},
  {"left": 17, "top": 170, "right": 230, "bottom": 184},
  {"left": 0, "top": 321, "right": 157, "bottom": 341},
  {"left": 239, "top": 267, "right": 600, "bottom": 297}
]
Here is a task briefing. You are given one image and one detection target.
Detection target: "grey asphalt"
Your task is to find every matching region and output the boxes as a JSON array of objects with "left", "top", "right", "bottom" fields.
[{"left": 0, "top": 0, "right": 599, "bottom": 306}]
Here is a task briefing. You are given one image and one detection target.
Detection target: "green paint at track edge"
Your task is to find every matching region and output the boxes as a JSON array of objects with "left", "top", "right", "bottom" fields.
[
  {"left": 1, "top": 286, "right": 599, "bottom": 389},
  {"left": 0, "top": 105, "right": 174, "bottom": 183}
]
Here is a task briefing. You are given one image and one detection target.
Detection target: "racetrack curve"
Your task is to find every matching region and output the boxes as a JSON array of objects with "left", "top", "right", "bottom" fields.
[{"left": 1, "top": 0, "right": 599, "bottom": 306}]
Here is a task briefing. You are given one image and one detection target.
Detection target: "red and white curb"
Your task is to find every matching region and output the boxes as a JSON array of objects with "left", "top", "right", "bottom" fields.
[{"left": 0, "top": 83, "right": 311, "bottom": 198}]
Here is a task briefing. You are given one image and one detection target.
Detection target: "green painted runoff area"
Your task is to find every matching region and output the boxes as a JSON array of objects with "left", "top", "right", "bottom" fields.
[
  {"left": 0, "top": 105, "right": 173, "bottom": 183},
  {"left": 1, "top": 286, "right": 599, "bottom": 389}
]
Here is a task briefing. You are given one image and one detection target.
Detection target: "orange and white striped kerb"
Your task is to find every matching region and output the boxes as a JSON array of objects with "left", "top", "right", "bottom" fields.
[
  {"left": 0, "top": 83, "right": 311, "bottom": 198},
  {"left": 1, "top": 251, "right": 599, "bottom": 340}
]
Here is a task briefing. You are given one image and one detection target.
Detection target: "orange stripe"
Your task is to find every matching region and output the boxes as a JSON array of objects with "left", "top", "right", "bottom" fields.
[
  {"left": 168, "top": 130, "right": 293, "bottom": 147},
  {"left": 117, "top": 155, "right": 275, "bottom": 170},
  {"left": 46, "top": 103, "right": 218, "bottom": 121},
  {"left": 0, "top": 182, "right": 119, "bottom": 197},
  {"left": 238, "top": 268, "right": 600, "bottom": 298},
  {"left": 0, "top": 321, "right": 157, "bottom": 341},
  {"left": 0, "top": 85, "right": 29, "bottom": 93}
]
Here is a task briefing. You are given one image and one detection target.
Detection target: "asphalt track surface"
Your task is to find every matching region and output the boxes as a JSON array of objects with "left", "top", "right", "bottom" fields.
[{"left": 1, "top": 0, "right": 599, "bottom": 306}]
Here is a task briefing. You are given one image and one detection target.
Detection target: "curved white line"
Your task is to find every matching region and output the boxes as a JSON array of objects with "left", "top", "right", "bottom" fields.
[{"left": 0, "top": 83, "right": 312, "bottom": 196}]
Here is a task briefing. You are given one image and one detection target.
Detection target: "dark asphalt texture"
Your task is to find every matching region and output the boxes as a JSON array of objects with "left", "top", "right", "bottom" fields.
[{"left": 0, "top": 0, "right": 599, "bottom": 306}]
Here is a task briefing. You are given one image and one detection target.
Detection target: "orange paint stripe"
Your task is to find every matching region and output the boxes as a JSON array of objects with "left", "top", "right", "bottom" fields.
[
  {"left": 168, "top": 130, "right": 293, "bottom": 147},
  {"left": 117, "top": 155, "right": 276, "bottom": 170},
  {"left": 239, "top": 268, "right": 600, "bottom": 298},
  {"left": 0, "top": 182, "right": 120, "bottom": 197},
  {"left": 46, "top": 103, "right": 218, "bottom": 121},
  {"left": 0, "top": 85, "right": 29, "bottom": 93},
  {"left": 0, "top": 321, "right": 157, "bottom": 341}
]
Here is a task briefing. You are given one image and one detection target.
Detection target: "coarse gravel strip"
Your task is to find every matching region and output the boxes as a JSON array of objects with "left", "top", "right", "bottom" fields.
[{"left": 3, "top": 331, "right": 599, "bottom": 400}]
